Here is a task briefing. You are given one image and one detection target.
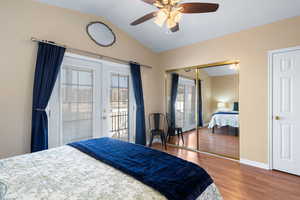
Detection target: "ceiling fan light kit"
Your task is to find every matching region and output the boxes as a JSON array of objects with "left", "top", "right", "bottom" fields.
[{"left": 131, "top": 0, "right": 219, "bottom": 32}]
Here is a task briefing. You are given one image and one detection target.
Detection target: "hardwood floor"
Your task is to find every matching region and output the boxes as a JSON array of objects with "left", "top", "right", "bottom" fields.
[
  {"left": 152, "top": 144, "right": 300, "bottom": 200},
  {"left": 168, "top": 126, "right": 239, "bottom": 159}
]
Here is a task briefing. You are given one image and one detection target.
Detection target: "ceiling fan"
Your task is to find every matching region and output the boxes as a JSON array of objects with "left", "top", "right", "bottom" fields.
[{"left": 130, "top": 0, "right": 219, "bottom": 32}]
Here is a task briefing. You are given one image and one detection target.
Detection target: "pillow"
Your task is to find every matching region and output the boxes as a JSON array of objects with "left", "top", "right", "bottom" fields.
[{"left": 233, "top": 102, "right": 239, "bottom": 111}]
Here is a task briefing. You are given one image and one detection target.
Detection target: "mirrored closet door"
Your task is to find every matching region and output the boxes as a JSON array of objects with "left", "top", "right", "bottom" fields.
[
  {"left": 197, "top": 65, "right": 239, "bottom": 159},
  {"left": 165, "top": 61, "right": 240, "bottom": 159},
  {"left": 165, "top": 69, "right": 197, "bottom": 150}
]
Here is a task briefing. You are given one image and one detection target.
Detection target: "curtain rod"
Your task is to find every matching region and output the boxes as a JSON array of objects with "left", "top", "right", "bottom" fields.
[{"left": 30, "top": 37, "right": 153, "bottom": 69}]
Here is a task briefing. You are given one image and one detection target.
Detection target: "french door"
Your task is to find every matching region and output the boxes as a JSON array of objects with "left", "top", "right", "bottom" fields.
[
  {"left": 48, "top": 53, "right": 134, "bottom": 148},
  {"left": 101, "top": 63, "right": 135, "bottom": 142},
  {"left": 175, "top": 77, "right": 196, "bottom": 132}
]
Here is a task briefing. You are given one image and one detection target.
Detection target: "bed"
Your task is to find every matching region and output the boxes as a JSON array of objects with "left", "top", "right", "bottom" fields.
[
  {"left": 0, "top": 138, "right": 222, "bottom": 200},
  {"left": 208, "top": 111, "right": 239, "bottom": 134}
]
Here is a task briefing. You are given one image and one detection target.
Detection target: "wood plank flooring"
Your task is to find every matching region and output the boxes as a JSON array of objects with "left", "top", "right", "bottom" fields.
[
  {"left": 168, "top": 127, "right": 239, "bottom": 159},
  {"left": 152, "top": 144, "right": 300, "bottom": 200}
]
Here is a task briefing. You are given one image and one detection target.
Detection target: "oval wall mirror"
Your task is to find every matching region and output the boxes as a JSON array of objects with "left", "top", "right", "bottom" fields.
[{"left": 86, "top": 21, "right": 116, "bottom": 47}]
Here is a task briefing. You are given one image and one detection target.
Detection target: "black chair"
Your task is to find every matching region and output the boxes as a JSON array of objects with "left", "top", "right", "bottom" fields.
[
  {"left": 148, "top": 113, "right": 167, "bottom": 149},
  {"left": 166, "top": 113, "right": 184, "bottom": 144}
]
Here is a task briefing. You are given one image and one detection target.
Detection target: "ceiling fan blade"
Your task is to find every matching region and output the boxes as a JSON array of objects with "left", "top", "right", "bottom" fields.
[
  {"left": 179, "top": 3, "right": 219, "bottom": 13},
  {"left": 141, "top": 0, "right": 156, "bottom": 5},
  {"left": 171, "top": 23, "right": 179, "bottom": 32},
  {"left": 130, "top": 12, "right": 157, "bottom": 26}
]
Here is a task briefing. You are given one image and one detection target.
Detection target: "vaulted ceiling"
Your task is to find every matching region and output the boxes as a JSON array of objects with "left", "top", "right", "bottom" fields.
[{"left": 36, "top": 0, "right": 300, "bottom": 52}]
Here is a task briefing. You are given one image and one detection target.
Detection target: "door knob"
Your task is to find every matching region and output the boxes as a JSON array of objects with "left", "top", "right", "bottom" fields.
[
  {"left": 275, "top": 116, "right": 280, "bottom": 120},
  {"left": 102, "top": 116, "right": 107, "bottom": 120}
]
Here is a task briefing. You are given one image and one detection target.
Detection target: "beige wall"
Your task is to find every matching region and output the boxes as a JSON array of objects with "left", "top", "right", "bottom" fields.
[
  {"left": 210, "top": 74, "right": 239, "bottom": 113},
  {"left": 0, "top": 0, "right": 163, "bottom": 158},
  {"left": 160, "top": 16, "right": 300, "bottom": 164},
  {"left": 200, "top": 72, "right": 212, "bottom": 124}
]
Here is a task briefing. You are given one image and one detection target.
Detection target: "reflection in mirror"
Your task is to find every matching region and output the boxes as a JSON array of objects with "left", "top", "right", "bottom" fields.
[
  {"left": 165, "top": 69, "right": 197, "bottom": 150},
  {"left": 198, "top": 64, "right": 239, "bottom": 159},
  {"left": 165, "top": 63, "right": 240, "bottom": 159}
]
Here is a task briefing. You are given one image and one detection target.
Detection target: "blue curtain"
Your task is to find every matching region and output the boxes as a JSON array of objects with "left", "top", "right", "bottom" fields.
[
  {"left": 170, "top": 73, "right": 179, "bottom": 128},
  {"left": 197, "top": 80, "right": 203, "bottom": 127},
  {"left": 31, "top": 42, "right": 65, "bottom": 152},
  {"left": 130, "top": 62, "right": 146, "bottom": 145}
]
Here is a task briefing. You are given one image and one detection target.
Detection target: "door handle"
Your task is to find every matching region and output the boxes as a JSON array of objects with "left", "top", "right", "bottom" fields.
[
  {"left": 274, "top": 116, "right": 280, "bottom": 120},
  {"left": 102, "top": 116, "right": 107, "bottom": 120}
]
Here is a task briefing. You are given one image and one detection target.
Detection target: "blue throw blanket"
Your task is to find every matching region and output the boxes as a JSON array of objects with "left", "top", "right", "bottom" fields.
[
  {"left": 68, "top": 138, "right": 213, "bottom": 200},
  {"left": 213, "top": 111, "right": 239, "bottom": 116}
]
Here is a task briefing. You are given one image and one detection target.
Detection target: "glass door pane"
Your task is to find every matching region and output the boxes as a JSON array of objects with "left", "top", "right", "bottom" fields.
[
  {"left": 61, "top": 66, "right": 94, "bottom": 144},
  {"left": 176, "top": 77, "right": 196, "bottom": 132},
  {"left": 109, "top": 74, "right": 130, "bottom": 141},
  {"left": 184, "top": 84, "right": 196, "bottom": 131},
  {"left": 175, "top": 85, "right": 185, "bottom": 128}
]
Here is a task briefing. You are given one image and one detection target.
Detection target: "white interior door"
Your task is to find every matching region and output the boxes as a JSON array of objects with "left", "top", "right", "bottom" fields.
[{"left": 272, "top": 48, "right": 300, "bottom": 176}]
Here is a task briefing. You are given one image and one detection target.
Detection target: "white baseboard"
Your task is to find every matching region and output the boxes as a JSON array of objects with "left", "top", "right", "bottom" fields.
[{"left": 240, "top": 158, "right": 270, "bottom": 170}]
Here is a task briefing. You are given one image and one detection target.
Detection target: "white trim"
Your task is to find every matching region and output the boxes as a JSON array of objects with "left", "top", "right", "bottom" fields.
[
  {"left": 267, "top": 45, "right": 300, "bottom": 170},
  {"left": 65, "top": 52, "right": 102, "bottom": 64},
  {"left": 268, "top": 46, "right": 300, "bottom": 54},
  {"left": 65, "top": 52, "right": 129, "bottom": 69},
  {"left": 240, "top": 158, "right": 270, "bottom": 170},
  {"left": 267, "top": 50, "right": 274, "bottom": 170}
]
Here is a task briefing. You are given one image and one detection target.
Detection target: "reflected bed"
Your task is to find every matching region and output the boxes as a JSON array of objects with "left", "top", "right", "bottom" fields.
[{"left": 208, "top": 111, "right": 239, "bottom": 134}]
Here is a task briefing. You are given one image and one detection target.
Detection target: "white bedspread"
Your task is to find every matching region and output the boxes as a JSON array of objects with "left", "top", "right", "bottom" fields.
[
  {"left": 208, "top": 112, "right": 239, "bottom": 128},
  {"left": 0, "top": 146, "right": 222, "bottom": 200}
]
